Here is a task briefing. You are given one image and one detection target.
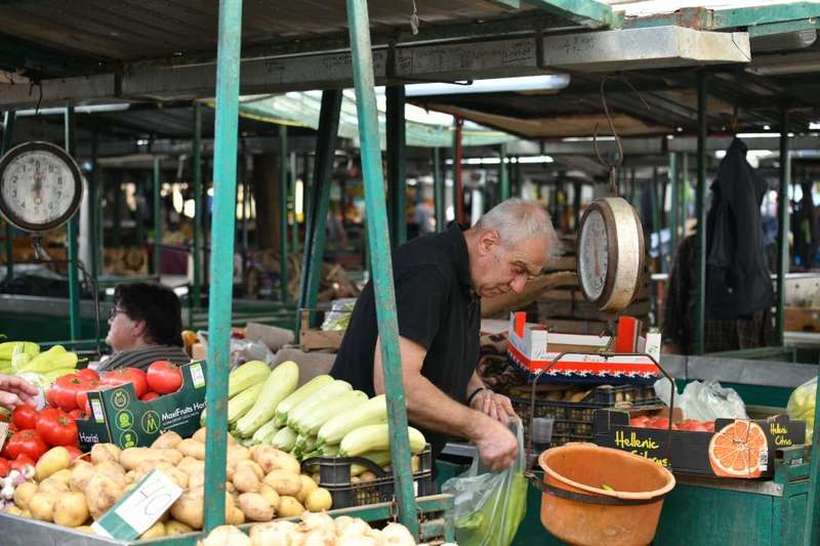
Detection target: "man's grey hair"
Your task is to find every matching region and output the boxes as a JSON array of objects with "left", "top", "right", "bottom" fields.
[{"left": 475, "top": 198, "right": 561, "bottom": 255}]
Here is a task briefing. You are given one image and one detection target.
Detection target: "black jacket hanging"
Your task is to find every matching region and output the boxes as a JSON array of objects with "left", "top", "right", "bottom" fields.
[{"left": 705, "top": 138, "right": 773, "bottom": 320}]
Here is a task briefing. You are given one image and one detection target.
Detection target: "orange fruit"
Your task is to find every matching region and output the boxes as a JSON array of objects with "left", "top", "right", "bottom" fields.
[{"left": 708, "top": 420, "right": 767, "bottom": 478}]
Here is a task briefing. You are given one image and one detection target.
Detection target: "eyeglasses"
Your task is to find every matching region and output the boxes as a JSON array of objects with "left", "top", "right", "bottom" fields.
[{"left": 108, "top": 306, "right": 126, "bottom": 322}]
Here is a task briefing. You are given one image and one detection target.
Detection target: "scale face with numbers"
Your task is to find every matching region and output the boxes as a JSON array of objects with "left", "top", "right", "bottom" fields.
[
  {"left": 0, "top": 141, "right": 84, "bottom": 233},
  {"left": 577, "top": 196, "right": 645, "bottom": 312}
]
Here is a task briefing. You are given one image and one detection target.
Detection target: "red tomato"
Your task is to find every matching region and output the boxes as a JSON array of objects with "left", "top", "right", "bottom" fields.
[
  {"left": 140, "top": 391, "right": 160, "bottom": 402},
  {"left": 646, "top": 417, "right": 670, "bottom": 430},
  {"left": 76, "top": 368, "right": 100, "bottom": 382},
  {"left": 5, "top": 429, "right": 48, "bottom": 461},
  {"left": 10, "top": 454, "right": 34, "bottom": 471},
  {"left": 146, "top": 361, "right": 183, "bottom": 394},
  {"left": 101, "top": 368, "right": 148, "bottom": 398},
  {"left": 11, "top": 404, "right": 38, "bottom": 430},
  {"left": 67, "top": 409, "right": 84, "bottom": 421},
  {"left": 629, "top": 415, "right": 650, "bottom": 428},
  {"left": 49, "top": 374, "right": 98, "bottom": 412},
  {"left": 0, "top": 458, "right": 9, "bottom": 477},
  {"left": 74, "top": 380, "right": 101, "bottom": 414},
  {"left": 63, "top": 445, "right": 83, "bottom": 461},
  {"left": 36, "top": 408, "right": 78, "bottom": 447}
]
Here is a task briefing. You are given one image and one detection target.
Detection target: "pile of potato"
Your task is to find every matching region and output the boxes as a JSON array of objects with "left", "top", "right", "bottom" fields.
[{"left": 3, "top": 427, "right": 333, "bottom": 539}]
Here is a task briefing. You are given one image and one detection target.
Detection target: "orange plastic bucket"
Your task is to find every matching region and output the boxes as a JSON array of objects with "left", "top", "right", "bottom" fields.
[{"left": 536, "top": 443, "right": 675, "bottom": 546}]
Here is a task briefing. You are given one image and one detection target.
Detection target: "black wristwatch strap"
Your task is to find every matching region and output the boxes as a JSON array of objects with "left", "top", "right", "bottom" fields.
[{"left": 467, "top": 386, "right": 486, "bottom": 406}]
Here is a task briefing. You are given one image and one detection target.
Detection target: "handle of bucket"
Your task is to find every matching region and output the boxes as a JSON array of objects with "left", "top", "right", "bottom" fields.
[
  {"left": 524, "top": 471, "right": 665, "bottom": 507},
  {"left": 527, "top": 352, "right": 571, "bottom": 463}
]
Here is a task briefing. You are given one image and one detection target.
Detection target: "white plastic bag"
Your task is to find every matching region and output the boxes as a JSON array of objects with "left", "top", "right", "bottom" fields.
[
  {"left": 787, "top": 376, "right": 817, "bottom": 443},
  {"left": 654, "top": 379, "right": 748, "bottom": 421},
  {"left": 441, "top": 419, "right": 527, "bottom": 546},
  {"left": 195, "top": 331, "right": 274, "bottom": 369}
]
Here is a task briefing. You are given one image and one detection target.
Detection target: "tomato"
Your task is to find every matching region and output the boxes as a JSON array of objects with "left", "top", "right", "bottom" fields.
[
  {"left": 11, "top": 404, "right": 38, "bottom": 431},
  {"left": 75, "top": 380, "right": 101, "bottom": 415},
  {"left": 63, "top": 445, "right": 83, "bottom": 461},
  {"left": 5, "top": 429, "right": 48, "bottom": 461},
  {"left": 140, "top": 391, "right": 160, "bottom": 402},
  {"left": 146, "top": 361, "right": 183, "bottom": 394},
  {"left": 101, "top": 368, "right": 148, "bottom": 398},
  {"left": 36, "top": 408, "right": 78, "bottom": 447},
  {"left": 76, "top": 368, "right": 100, "bottom": 382},
  {"left": 629, "top": 416, "right": 650, "bottom": 428},
  {"left": 48, "top": 374, "right": 98, "bottom": 412},
  {"left": 10, "top": 454, "right": 34, "bottom": 471},
  {"left": 67, "top": 409, "right": 84, "bottom": 421},
  {"left": 646, "top": 417, "right": 670, "bottom": 430},
  {"left": 0, "top": 458, "right": 9, "bottom": 478}
]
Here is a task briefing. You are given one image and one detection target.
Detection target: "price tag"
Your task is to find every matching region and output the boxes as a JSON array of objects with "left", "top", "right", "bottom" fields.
[{"left": 92, "top": 469, "right": 183, "bottom": 540}]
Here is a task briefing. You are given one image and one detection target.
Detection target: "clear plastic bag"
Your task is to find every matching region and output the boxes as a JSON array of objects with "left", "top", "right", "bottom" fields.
[
  {"left": 654, "top": 379, "right": 748, "bottom": 421},
  {"left": 320, "top": 298, "right": 357, "bottom": 331},
  {"left": 195, "top": 331, "right": 274, "bottom": 370},
  {"left": 441, "top": 419, "right": 527, "bottom": 546},
  {"left": 787, "top": 376, "right": 817, "bottom": 443}
]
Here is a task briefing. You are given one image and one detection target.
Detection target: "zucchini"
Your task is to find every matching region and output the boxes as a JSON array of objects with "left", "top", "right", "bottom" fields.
[
  {"left": 228, "top": 360, "right": 271, "bottom": 398},
  {"left": 274, "top": 374, "right": 333, "bottom": 426},
  {"left": 286, "top": 380, "right": 352, "bottom": 430},
  {"left": 339, "top": 424, "right": 426, "bottom": 457},
  {"left": 317, "top": 394, "right": 387, "bottom": 446},
  {"left": 199, "top": 382, "right": 264, "bottom": 425},
  {"left": 272, "top": 427, "right": 298, "bottom": 452},
  {"left": 234, "top": 361, "right": 300, "bottom": 437},
  {"left": 251, "top": 419, "right": 280, "bottom": 445},
  {"left": 292, "top": 390, "right": 368, "bottom": 436},
  {"left": 350, "top": 451, "right": 392, "bottom": 476}
]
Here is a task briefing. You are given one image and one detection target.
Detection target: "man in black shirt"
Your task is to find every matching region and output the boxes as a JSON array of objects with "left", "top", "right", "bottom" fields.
[{"left": 331, "top": 199, "right": 555, "bottom": 470}]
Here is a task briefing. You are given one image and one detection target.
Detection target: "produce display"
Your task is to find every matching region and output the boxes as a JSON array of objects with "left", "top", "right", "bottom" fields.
[
  {"left": 0, "top": 342, "right": 80, "bottom": 395},
  {"left": 787, "top": 377, "right": 816, "bottom": 443},
  {"left": 200, "top": 512, "right": 428, "bottom": 546},
  {"left": 629, "top": 416, "right": 716, "bottom": 432}
]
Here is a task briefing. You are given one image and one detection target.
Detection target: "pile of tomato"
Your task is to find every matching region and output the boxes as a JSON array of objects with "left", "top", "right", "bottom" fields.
[
  {"left": 630, "top": 415, "right": 716, "bottom": 432},
  {"left": 0, "top": 405, "right": 81, "bottom": 477}
]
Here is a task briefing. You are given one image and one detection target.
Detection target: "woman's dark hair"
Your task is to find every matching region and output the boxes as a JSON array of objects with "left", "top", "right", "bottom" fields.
[{"left": 114, "top": 283, "right": 183, "bottom": 347}]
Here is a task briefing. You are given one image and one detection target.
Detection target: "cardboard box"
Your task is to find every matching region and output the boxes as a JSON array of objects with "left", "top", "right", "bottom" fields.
[
  {"left": 593, "top": 409, "right": 807, "bottom": 479},
  {"left": 77, "top": 361, "right": 207, "bottom": 451}
]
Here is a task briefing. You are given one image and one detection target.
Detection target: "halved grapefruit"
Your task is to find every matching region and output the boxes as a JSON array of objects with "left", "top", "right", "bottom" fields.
[{"left": 707, "top": 420, "right": 767, "bottom": 478}]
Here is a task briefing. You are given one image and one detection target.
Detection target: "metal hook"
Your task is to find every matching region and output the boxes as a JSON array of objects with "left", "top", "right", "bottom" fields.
[
  {"left": 27, "top": 81, "right": 44, "bottom": 116},
  {"left": 409, "top": 0, "right": 420, "bottom": 35}
]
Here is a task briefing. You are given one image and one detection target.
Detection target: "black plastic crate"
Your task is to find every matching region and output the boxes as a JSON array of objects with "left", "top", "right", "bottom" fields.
[
  {"left": 509, "top": 384, "right": 662, "bottom": 448},
  {"left": 301, "top": 446, "right": 434, "bottom": 509}
]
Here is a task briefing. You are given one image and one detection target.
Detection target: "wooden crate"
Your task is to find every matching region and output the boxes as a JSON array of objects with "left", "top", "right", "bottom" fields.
[
  {"left": 784, "top": 306, "right": 820, "bottom": 333},
  {"left": 299, "top": 309, "right": 345, "bottom": 351}
]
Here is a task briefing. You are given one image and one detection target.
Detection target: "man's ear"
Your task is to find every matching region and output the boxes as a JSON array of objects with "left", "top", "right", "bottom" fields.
[
  {"left": 132, "top": 319, "right": 148, "bottom": 340},
  {"left": 478, "top": 229, "right": 500, "bottom": 255}
]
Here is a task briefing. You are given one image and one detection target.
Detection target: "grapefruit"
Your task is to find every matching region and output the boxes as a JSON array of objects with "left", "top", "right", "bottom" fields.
[{"left": 708, "top": 420, "right": 767, "bottom": 478}]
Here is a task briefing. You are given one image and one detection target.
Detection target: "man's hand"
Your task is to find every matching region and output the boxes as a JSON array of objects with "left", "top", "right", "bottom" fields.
[
  {"left": 473, "top": 417, "right": 518, "bottom": 471},
  {"left": 0, "top": 374, "right": 37, "bottom": 409},
  {"left": 471, "top": 389, "right": 517, "bottom": 424}
]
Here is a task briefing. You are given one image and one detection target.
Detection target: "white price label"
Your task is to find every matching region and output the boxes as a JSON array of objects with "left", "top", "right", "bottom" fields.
[{"left": 190, "top": 362, "right": 206, "bottom": 389}]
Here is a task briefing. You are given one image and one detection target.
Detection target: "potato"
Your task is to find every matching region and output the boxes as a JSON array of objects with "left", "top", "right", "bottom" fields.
[
  {"left": 232, "top": 465, "right": 261, "bottom": 494},
  {"left": 28, "top": 492, "right": 57, "bottom": 522},
  {"left": 140, "top": 521, "right": 166, "bottom": 539},
  {"left": 49, "top": 468, "right": 72, "bottom": 484},
  {"left": 84, "top": 473, "right": 125, "bottom": 519},
  {"left": 53, "top": 491, "right": 89, "bottom": 527},
  {"left": 227, "top": 506, "right": 246, "bottom": 526},
  {"left": 165, "top": 519, "right": 194, "bottom": 536},
  {"left": 202, "top": 525, "right": 251, "bottom": 546},
  {"left": 187, "top": 471, "right": 205, "bottom": 490},
  {"left": 36, "top": 446, "right": 71, "bottom": 481},
  {"left": 125, "top": 470, "right": 137, "bottom": 484},
  {"left": 276, "top": 496, "right": 305, "bottom": 518},
  {"left": 263, "top": 469, "right": 303, "bottom": 497},
  {"left": 305, "top": 488, "right": 333, "bottom": 512},
  {"left": 227, "top": 445, "right": 250, "bottom": 466},
  {"left": 120, "top": 447, "right": 182, "bottom": 470},
  {"left": 4, "top": 505, "right": 23, "bottom": 517},
  {"left": 297, "top": 474, "right": 318, "bottom": 503},
  {"left": 12, "top": 481, "right": 38, "bottom": 510},
  {"left": 151, "top": 431, "right": 183, "bottom": 449},
  {"left": 237, "top": 459, "right": 264, "bottom": 479},
  {"left": 170, "top": 488, "right": 205, "bottom": 529},
  {"left": 38, "top": 477, "right": 70, "bottom": 494},
  {"left": 359, "top": 471, "right": 377, "bottom": 483},
  {"left": 253, "top": 446, "right": 300, "bottom": 474},
  {"left": 69, "top": 460, "right": 95, "bottom": 492},
  {"left": 95, "top": 460, "right": 128, "bottom": 487},
  {"left": 90, "top": 443, "right": 121, "bottom": 465},
  {"left": 192, "top": 427, "right": 208, "bottom": 442},
  {"left": 177, "top": 439, "right": 206, "bottom": 460},
  {"left": 237, "top": 492, "right": 274, "bottom": 522},
  {"left": 178, "top": 456, "right": 204, "bottom": 476},
  {"left": 258, "top": 484, "right": 280, "bottom": 512},
  {"left": 75, "top": 525, "right": 96, "bottom": 534}
]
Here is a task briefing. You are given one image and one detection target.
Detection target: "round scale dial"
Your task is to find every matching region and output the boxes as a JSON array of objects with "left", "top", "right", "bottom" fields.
[
  {"left": 0, "top": 141, "right": 83, "bottom": 232},
  {"left": 577, "top": 197, "right": 645, "bottom": 312}
]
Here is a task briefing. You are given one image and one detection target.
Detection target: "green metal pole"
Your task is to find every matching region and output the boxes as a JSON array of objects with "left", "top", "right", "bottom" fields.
[
  {"left": 2, "top": 111, "right": 15, "bottom": 283},
  {"left": 681, "top": 152, "right": 689, "bottom": 234},
  {"left": 89, "top": 130, "right": 100, "bottom": 282},
  {"left": 669, "top": 152, "right": 679, "bottom": 262},
  {"left": 203, "top": 0, "right": 242, "bottom": 532},
  {"left": 776, "top": 109, "right": 790, "bottom": 346},
  {"left": 279, "top": 124, "right": 289, "bottom": 304},
  {"left": 499, "top": 144, "right": 510, "bottom": 202},
  {"left": 386, "top": 85, "right": 407, "bottom": 247},
  {"left": 65, "top": 106, "right": 81, "bottom": 341},
  {"left": 297, "top": 90, "right": 342, "bottom": 340},
  {"left": 153, "top": 157, "right": 162, "bottom": 277},
  {"left": 804, "top": 368, "right": 820, "bottom": 546},
  {"left": 345, "top": 0, "right": 419, "bottom": 535},
  {"left": 432, "top": 147, "right": 445, "bottom": 232},
  {"left": 693, "top": 73, "right": 708, "bottom": 355},
  {"left": 192, "top": 102, "right": 203, "bottom": 309},
  {"left": 290, "top": 152, "right": 300, "bottom": 254}
]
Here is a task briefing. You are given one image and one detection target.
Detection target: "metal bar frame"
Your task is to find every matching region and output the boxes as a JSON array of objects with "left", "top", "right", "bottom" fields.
[
  {"left": 386, "top": 84, "right": 407, "bottom": 247},
  {"left": 694, "top": 73, "right": 707, "bottom": 355},
  {"left": 345, "top": 0, "right": 419, "bottom": 535},
  {"left": 192, "top": 101, "right": 203, "bottom": 309},
  {"left": 279, "top": 124, "right": 289, "bottom": 304},
  {"left": 202, "top": 0, "right": 243, "bottom": 531},
  {"left": 153, "top": 156, "right": 162, "bottom": 276},
  {"left": 2, "top": 111, "right": 15, "bottom": 283},
  {"left": 527, "top": 0, "right": 619, "bottom": 29},
  {"left": 65, "top": 105, "right": 81, "bottom": 341},
  {"left": 668, "top": 151, "right": 679, "bottom": 265},
  {"left": 499, "top": 143, "right": 510, "bottom": 202},
  {"left": 776, "top": 109, "right": 790, "bottom": 345},
  {"left": 454, "top": 116, "right": 465, "bottom": 225},
  {"left": 432, "top": 147, "right": 445, "bottom": 232}
]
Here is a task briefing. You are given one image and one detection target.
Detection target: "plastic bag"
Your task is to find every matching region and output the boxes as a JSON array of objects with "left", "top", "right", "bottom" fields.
[
  {"left": 654, "top": 379, "right": 748, "bottom": 421},
  {"left": 441, "top": 419, "right": 527, "bottom": 546},
  {"left": 195, "top": 331, "right": 274, "bottom": 370},
  {"left": 320, "top": 298, "right": 356, "bottom": 331},
  {"left": 787, "top": 377, "right": 817, "bottom": 443}
]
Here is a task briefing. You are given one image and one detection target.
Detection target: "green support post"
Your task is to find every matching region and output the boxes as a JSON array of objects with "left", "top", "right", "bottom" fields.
[
  {"left": 669, "top": 152, "right": 679, "bottom": 262},
  {"left": 203, "top": 0, "right": 243, "bottom": 532},
  {"left": 298, "top": 90, "right": 343, "bottom": 338},
  {"left": 192, "top": 101, "right": 203, "bottom": 309},
  {"left": 153, "top": 157, "right": 162, "bottom": 277},
  {"left": 89, "top": 130, "right": 100, "bottom": 282},
  {"left": 499, "top": 144, "right": 510, "bottom": 202},
  {"left": 2, "top": 111, "right": 15, "bottom": 283},
  {"left": 386, "top": 85, "right": 407, "bottom": 247},
  {"left": 694, "top": 73, "right": 708, "bottom": 355},
  {"left": 804, "top": 368, "right": 820, "bottom": 546},
  {"left": 432, "top": 147, "right": 445, "bottom": 232},
  {"left": 64, "top": 106, "right": 82, "bottom": 342},
  {"left": 290, "top": 152, "right": 300, "bottom": 254},
  {"left": 454, "top": 117, "right": 465, "bottom": 225},
  {"left": 345, "top": 0, "right": 419, "bottom": 535},
  {"left": 682, "top": 152, "right": 689, "bottom": 233},
  {"left": 776, "top": 110, "right": 791, "bottom": 346},
  {"left": 573, "top": 181, "right": 582, "bottom": 230},
  {"left": 527, "top": 0, "right": 618, "bottom": 28},
  {"left": 112, "top": 172, "right": 122, "bottom": 249},
  {"left": 279, "top": 124, "right": 289, "bottom": 304}
]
